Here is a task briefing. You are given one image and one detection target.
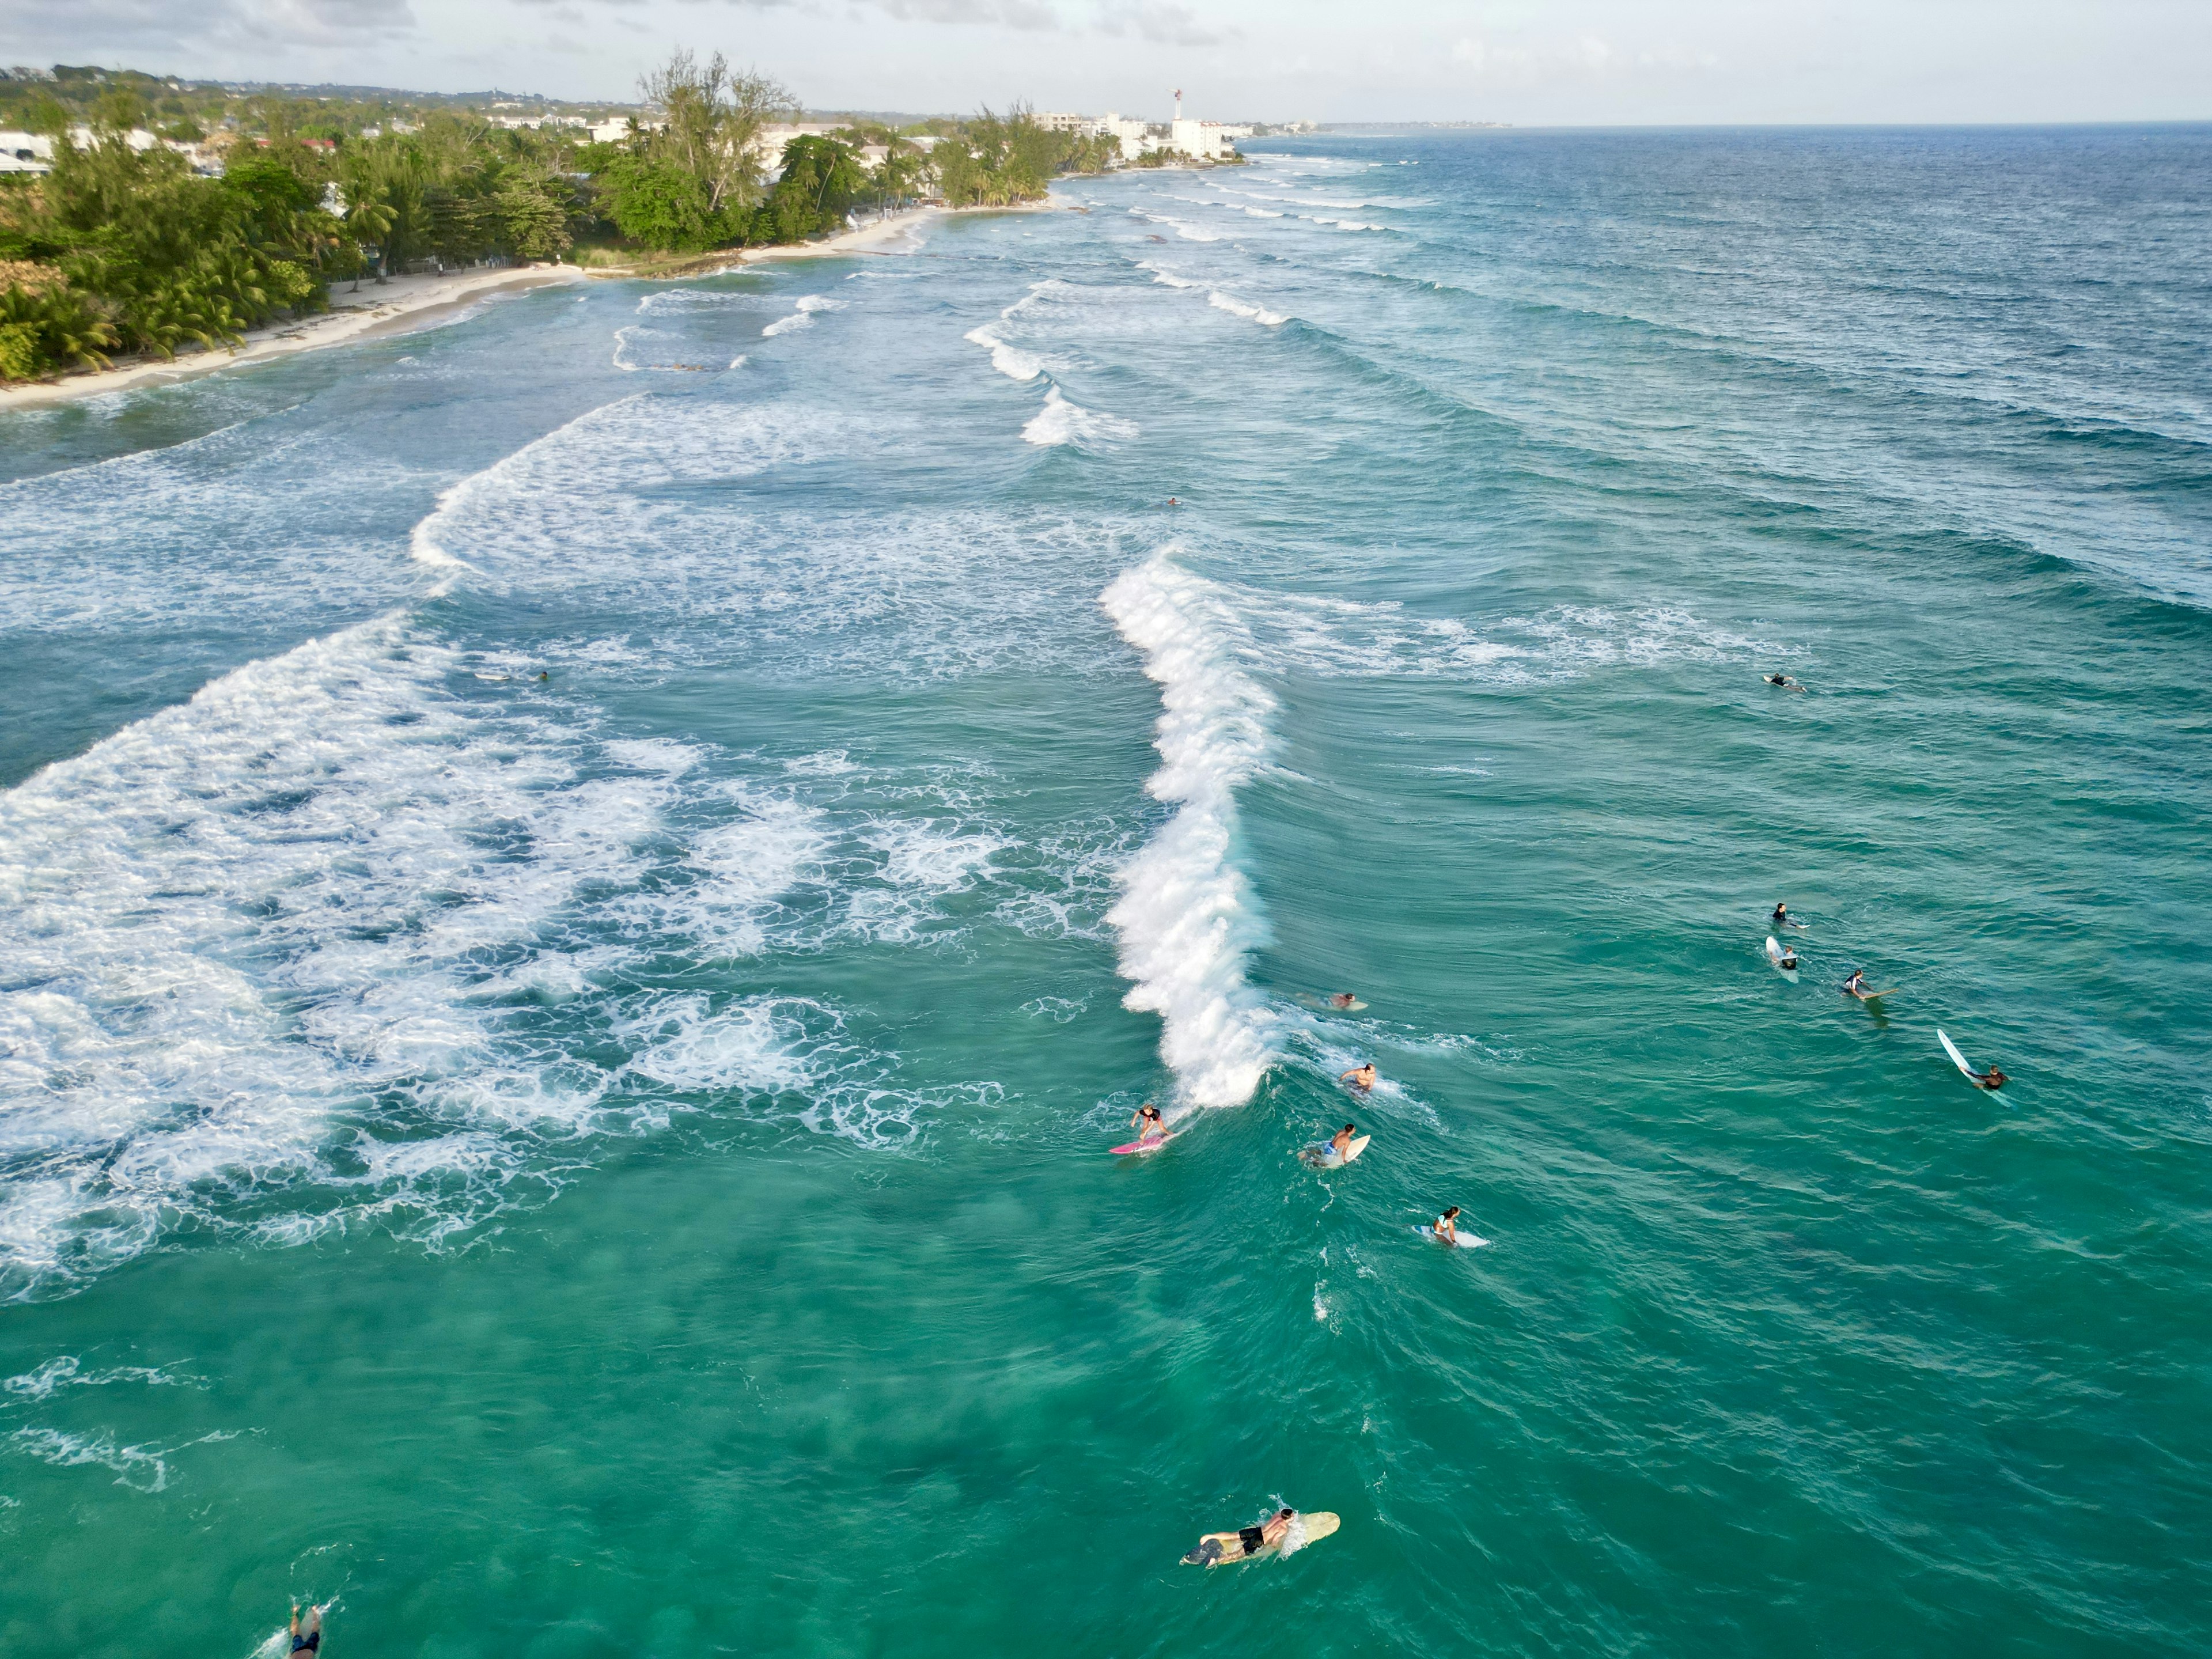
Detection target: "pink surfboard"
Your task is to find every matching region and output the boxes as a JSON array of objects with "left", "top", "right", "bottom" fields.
[{"left": 1110, "top": 1132, "right": 1177, "bottom": 1156}]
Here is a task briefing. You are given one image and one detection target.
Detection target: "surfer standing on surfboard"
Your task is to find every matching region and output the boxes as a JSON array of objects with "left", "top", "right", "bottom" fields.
[
  {"left": 1339, "top": 1062, "right": 1377, "bottom": 1093},
  {"left": 1130, "top": 1103, "right": 1167, "bottom": 1144}
]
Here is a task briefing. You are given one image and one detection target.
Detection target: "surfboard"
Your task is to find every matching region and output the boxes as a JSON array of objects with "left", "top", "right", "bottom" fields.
[
  {"left": 1109, "top": 1132, "right": 1177, "bottom": 1156},
  {"left": 1182, "top": 1510, "right": 1341, "bottom": 1567},
  {"left": 1937, "top": 1029, "right": 1980, "bottom": 1081},
  {"left": 1300, "top": 1134, "right": 1370, "bottom": 1168},
  {"left": 1416, "top": 1224, "right": 1489, "bottom": 1250}
]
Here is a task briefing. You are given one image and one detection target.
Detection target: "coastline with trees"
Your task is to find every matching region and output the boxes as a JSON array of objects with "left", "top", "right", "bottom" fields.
[{"left": 0, "top": 49, "right": 1126, "bottom": 388}]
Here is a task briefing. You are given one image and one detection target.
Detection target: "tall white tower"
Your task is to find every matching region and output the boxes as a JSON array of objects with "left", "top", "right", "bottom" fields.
[{"left": 1172, "top": 88, "right": 1183, "bottom": 121}]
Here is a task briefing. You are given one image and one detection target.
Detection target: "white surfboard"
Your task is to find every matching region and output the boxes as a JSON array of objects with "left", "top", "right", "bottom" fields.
[
  {"left": 1416, "top": 1224, "right": 1488, "bottom": 1250},
  {"left": 1300, "top": 1135, "right": 1370, "bottom": 1168},
  {"left": 1938, "top": 1029, "right": 1978, "bottom": 1080}
]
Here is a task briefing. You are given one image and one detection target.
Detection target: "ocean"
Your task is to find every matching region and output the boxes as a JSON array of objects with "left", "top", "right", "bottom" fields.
[{"left": 2, "top": 125, "right": 2208, "bottom": 1657}]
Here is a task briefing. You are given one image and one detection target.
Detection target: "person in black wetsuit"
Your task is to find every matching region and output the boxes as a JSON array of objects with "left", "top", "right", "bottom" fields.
[
  {"left": 1771, "top": 903, "right": 1805, "bottom": 930},
  {"left": 290, "top": 1604, "right": 324, "bottom": 1654}
]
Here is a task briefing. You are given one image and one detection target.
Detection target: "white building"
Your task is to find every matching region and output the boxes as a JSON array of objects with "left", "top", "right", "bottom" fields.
[
  {"left": 0, "top": 130, "right": 51, "bottom": 172},
  {"left": 1036, "top": 112, "right": 1102, "bottom": 135},
  {"left": 1099, "top": 112, "right": 1156, "bottom": 161}
]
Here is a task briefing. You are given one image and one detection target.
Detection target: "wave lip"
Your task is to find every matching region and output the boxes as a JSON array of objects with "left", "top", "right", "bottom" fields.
[
  {"left": 1022, "top": 388, "right": 1136, "bottom": 450},
  {"left": 1100, "top": 552, "right": 1277, "bottom": 1108},
  {"left": 964, "top": 323, "right": 1045, "bottom": 382}
]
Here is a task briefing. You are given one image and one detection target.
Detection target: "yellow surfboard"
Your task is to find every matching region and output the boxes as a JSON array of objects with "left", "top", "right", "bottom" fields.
[{"left": 1181, "top": 1511, "right": 1340, "bottom": 1567}]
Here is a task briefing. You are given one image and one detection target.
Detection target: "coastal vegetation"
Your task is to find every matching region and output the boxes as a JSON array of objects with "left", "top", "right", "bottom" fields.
[{"left": 0, "top": 53, "right": 1138, "bottom": 381}]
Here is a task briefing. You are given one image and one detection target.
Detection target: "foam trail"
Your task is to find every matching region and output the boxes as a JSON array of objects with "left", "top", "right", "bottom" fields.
[
  {"left": 763, "top": 294, "right": 844, "bottom": 336},
  {"left": 964, "top": 324, "right": 1044, "bottom": 382},
  {"left": 1207, "top": 291, "right": 1289, "bottom": 327},
  {"left": 1099, "top": 553, "right": 1277, "bottom": 1107},
  {"left": 1022, "top": 389, "right": 1137, "bottom": 450}
]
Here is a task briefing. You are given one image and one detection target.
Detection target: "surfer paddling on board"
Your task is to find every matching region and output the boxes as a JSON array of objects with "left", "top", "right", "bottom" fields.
[
  {"left": 1330, "top": 1123, "right": 1359, "bottom": 1158},
  {"left": 1339, "top": 1062, "right": 1377, "bottom": 1093},
  {"left": 1184, "top": 1507, "right": 1298, "bottom": 1566},
  {"left": 1130, "top": 1103, "right": 1168, "bottom": 1145},
  {"left": 289, "top": 1603, "right": 324, "bottom": 1654},
  {"left": 1327, "top": 991, "right": 1359, "bottom": 1009},
  {"left": 1764, "top": 672, "right": 1805, "bottom": 691}
]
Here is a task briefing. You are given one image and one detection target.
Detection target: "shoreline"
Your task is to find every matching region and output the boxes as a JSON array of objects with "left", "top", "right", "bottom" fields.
[
  {"left": 0, "top": 264, "right": 587, "bottom": 410},
  {"left": 583, "top": 198, "right": 1056, "bottom": 281},
  {"left": 1, "top": 198, "right": 1060, "bottom": 409}
]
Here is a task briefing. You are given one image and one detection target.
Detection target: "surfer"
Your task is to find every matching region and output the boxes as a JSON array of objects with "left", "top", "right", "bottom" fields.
[
  {"left": 1771, "top": 903, "right": 1805, "bottom": 930},
  {"left": 1434, "top": 1205, "right": 1463, "bottom": 1244},
  {"left": 1777, "top": 946, "right": 1800, "bottom": 971},
  {"left": 1130, "top": 1103, "right": 1168, "bottom": 1144},
  {"left": 1166, "top": 496, "right": 1180, "bottom": 507},
  {"left": 1842, "top": 968, "right": 1880, "bottom": 999},
  {"left": 1970, "top": 1063, "right": 2008, "bottom": 1092},
  {"left": 1330, "top": 1123, "right": 1359, "bottom": 1158},
  {"left": 1327, "top": 991, "right": 1359, "bottom": 1009},
  {"left": 1184, "top": 1507, "right": 1298, "bottom": 1565},
  {"left": 1339, "top": 1062, "right": 1377, "bottom": 1093},
  {"left": 289, "top": 1603, "right": 324, "bottom": 1654},
  {"left": 1764, "top": 672, "right": 1805, "bottom": 691}
]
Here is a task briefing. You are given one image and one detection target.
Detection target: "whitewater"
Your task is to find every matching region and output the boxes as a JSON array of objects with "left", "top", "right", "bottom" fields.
[{"left": 2, "top": 127, "right": 2209, "bottom": 1659}]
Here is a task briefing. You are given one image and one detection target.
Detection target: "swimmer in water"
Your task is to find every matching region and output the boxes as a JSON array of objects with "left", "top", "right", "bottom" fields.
[
  {"left": 1330, "top": 1122, "right": 1358, "bottom": 1157},
  {"left": 1130, "top": 1103, "right": 1167, "bottom": 1144},
  {"left": 290, "top": 1603, "right": 324, "bottom": 1654},
  {"left": 1166, "top": 496, "right": 1180, "bottom": 506},
  {"left": 1433, "top": 1205, "right": 1462, "bottom": 1244},
  {"left": 1771, "top": 902, "right": 1805, "bottom": 930},
  {"left": 1339, "top": 1062, "right": 1377, "bottom": 1092},
  {"left": 537, "top": 671, "right": 550, "bottom": 682}
]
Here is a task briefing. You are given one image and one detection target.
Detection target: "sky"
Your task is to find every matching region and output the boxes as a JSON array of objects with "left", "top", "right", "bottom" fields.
[{"left": 4, "top": 0, "right": 2209, "bottom": 125}]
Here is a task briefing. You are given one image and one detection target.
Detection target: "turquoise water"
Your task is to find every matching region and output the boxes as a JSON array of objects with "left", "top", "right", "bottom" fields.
[{"left": 3, "top": 127, "right": 2210, "bottom": 1656}]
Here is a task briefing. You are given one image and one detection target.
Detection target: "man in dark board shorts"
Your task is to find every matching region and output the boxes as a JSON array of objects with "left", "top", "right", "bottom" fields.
[{"left": 290, "top": 1604, "right": 324, "bottom": 1653}]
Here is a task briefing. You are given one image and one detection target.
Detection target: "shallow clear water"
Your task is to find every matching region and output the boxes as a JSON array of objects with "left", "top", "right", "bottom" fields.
[{"left": 3, "top": 127, "right": 2209, "bottom": 1657}]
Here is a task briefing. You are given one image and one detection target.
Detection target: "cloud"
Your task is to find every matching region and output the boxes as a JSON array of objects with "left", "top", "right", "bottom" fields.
[
  {"left": 871, "top": 0, "right": 1065, "bottom": 27},
  {"left": 0, "top": 0, "right": 414, "bottom": 58},
  {"left": 1099, "top": 1, "right": 1229, "bottom": 47}
]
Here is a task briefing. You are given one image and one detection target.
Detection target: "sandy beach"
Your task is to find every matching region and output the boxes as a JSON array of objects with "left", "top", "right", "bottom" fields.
[
  {"left": 0, "top": 263, "right": 586, "bottom": 410},
  {"left": 0, "top": 200, "right": 1052, "bottom": 409}
]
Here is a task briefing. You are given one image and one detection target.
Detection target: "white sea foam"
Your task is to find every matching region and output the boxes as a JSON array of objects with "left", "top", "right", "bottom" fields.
[
  {"left": 1207, "top": 291, "right": 1289, "bottom": 327},
  {"left": 1099, "top": 553, "right": 1277, "bottom": 1107},
  {"left": 763, "top": 296, "right": 844, "bottom": 336},
  {"left": 1135, "top": 260, "right": 1200, "bottom": 289},
  {"left": 6, "top": 1425, "right": 236, "bottom": 1493},
  {"left": 964, "top": 324, "right": 1046, "bottom": 382},
  {"left": 1022, "top": 388, "right": 1138, "bottom": 450}
]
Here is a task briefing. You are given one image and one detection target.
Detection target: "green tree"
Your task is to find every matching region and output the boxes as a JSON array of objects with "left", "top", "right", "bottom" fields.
[{"left": 638, "top": 49, "right": 794, "bottom": 224}]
